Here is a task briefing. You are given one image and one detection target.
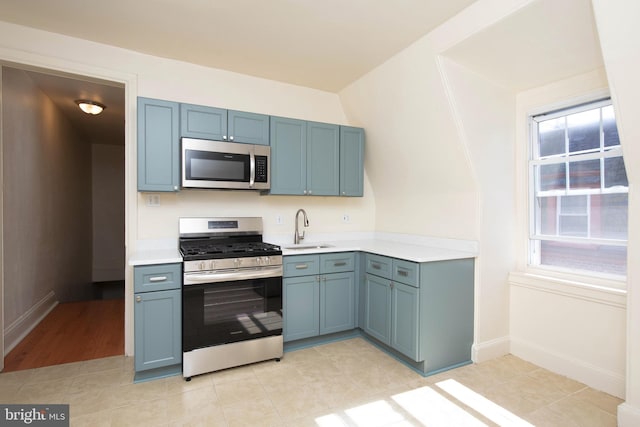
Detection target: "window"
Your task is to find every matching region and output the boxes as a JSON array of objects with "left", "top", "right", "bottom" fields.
[{"left": 529, "top": 99, "right": 628, "bottom": 277}]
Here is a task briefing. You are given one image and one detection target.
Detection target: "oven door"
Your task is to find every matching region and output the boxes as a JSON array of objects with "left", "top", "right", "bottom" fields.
[
  {"left": 182, "top": 275, "right": 282, "bottom": 352},
  {"left": 181, "top": 138, "right": 269, "bottom": 190}
]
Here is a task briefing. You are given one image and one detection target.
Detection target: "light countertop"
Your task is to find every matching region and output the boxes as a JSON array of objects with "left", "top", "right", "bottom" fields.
[
  {"left": 278, "top": 239, "right": 476, "bottom": 263},
  {"left": 129, "top": 233, "right": 477, "bottom": 266}
]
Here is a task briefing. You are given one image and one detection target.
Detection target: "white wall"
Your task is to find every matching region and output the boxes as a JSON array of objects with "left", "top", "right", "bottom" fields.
[
  {"left": 438, "top": 58, "right": 516, "bottom": 359},
  {"left": 590, "top": 0, "right": 640, "bottom": 423}
]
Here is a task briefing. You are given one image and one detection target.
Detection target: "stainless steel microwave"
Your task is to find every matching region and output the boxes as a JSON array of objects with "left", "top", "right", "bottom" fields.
[{"left": 181, "top": 138, "right": 270, "bottom": 190}]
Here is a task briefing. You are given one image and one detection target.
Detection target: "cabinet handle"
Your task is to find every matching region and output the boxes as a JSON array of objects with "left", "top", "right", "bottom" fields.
[
  {"left": 342, "top": 191, "right": 346, "bottom": 195},
  {"left": 295, "top": 264, "right": 308, "bottom": 270},
  {"left": 334, "top": 261, "right": 347, "bottom": 267},
  {"left": 308, "top": 190, "right": 313, "bottom": 195},
  {"left": 397, "top": 270, "right": 409, "bottom": 277},
  {"left": 174, "top": 186, "right": 178, "bottom": 191},
  {"left": 390, "top": 282, "right": 394, "bottom": 289},
  {"left": 223, "top": 135, "right": 227, "bottom": 140},
  {"left": 149, "top": 276, "right": 168, "bottom": 282},
  {"left": 303, "top": 190, "right": 307, "bottom": 195},
  {"left": 371, "top": 262, "right": 381, "bottom": 270},
  {"left": 230, "top": 135, "right": 234, "bottom": 141},
  {"left": 136, "top": 295, "right": 142, "bottom": 303}
]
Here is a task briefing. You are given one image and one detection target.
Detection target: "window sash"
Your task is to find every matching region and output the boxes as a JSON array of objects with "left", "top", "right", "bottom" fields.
[{"left": 529, "top": 99, "right": 628, "bottom": 247}]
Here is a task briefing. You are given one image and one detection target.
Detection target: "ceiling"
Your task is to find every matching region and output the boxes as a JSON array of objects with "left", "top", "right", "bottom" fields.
[
  {"left": 10, "top": 67, "right": 126, "bottom": 146},
  {"left": 0, "top": 0, "right": 604, "bottom": 146},
  {"left": 444, "top": 0, "right": 604, "bottom": 91},
  {"left": 0, "top": 0, "right": 477, "bottom": 92}
]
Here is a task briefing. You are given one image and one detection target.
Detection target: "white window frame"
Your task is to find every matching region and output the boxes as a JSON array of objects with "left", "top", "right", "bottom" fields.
[{"left": 527, "top": 97, "right": 628, "bottom": 281}]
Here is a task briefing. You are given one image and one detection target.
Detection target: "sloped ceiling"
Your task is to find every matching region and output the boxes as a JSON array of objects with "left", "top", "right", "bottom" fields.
[
  {"left": 0, "top": 0, "right": 477, "bottom": 92},
  {"left": 443, "top": 0, "right": 604, "bottom": 91}
]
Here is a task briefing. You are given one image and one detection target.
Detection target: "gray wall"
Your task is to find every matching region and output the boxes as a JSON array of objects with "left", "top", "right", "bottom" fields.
[
  {"left": 2, "top": 67, "right": 93, "bottom": 326},
  {"left": 92, "top": 143, "right": 124, "bottom": 282}
]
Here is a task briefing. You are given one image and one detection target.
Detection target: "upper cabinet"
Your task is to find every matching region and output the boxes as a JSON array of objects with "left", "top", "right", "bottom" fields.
[
  {"left": 180, "top": 103, "right": 269, "bottom": 145},
  {"left": 270, "top": 117, "right": 363, "bottom": 197},
  {"left": 340, "top": 126, "right": 365, "bottom": 197},
  {"left": 137, "top": 96, "right": 364, "bottom": 196},
  {"left": 137, "top": 97, "right": 180, "bottom": 192},
  {"left": 306, "top": 121, "right": 340, "bottom": 196}
]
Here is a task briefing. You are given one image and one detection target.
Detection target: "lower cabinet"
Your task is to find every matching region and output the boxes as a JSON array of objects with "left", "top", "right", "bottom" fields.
[
  {"left": 283, "top": 253, "right": 355, "bottom": 342},
  {"left": 364, "top": 273, "right": 419, "bottom": 360},
  {"left": 363, "top": 253, "right": 474, "bottom": 374},
  {"left": 133, "top": 263, "right": 182, "bottom": 381}
]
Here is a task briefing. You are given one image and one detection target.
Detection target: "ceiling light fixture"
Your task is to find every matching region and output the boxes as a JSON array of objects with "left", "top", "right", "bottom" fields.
[{"left": 75, "top": 100, "right": 106, "bottom": 115}]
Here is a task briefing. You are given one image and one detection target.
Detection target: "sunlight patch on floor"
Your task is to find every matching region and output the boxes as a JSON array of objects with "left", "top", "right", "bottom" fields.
[
  {"left": 392, "top": 385, "right": 488, "bottom": 426},
  {"left": 436, "top": 379, "right": 535, "bottom": 427}
]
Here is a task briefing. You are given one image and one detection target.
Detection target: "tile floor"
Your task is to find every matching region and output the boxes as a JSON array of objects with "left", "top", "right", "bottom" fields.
[{"left": 0, "top": 337, "right": 622, "bottom": 426}]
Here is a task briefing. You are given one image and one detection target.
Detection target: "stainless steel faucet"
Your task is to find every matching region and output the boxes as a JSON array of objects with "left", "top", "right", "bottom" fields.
[{"left": 294, "top": 209, "right": 309, "bottom": 244}]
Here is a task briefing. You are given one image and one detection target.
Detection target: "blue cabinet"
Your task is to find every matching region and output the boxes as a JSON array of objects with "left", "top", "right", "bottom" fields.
[
  {"left": 180, "top": 104, "right": 269, "bottom": 145},
  {"left": 133, "top": 263, "right": 182, "bottom": 382},
  {"left": 270, "top": 117, "right": 363, "bottom": 197},
  {"left": 363, "top": 254, "right": 420, "bottom": 360},
  {"left": 283, "top": 253, "right": 355, "bottom": 342},
  {"left": 270, "top": 117, "right": 307, "bottom": 195},
  {"left": 363, "top": 253, "right": 474, "bottom": 374},
  {"left": 340, "top": 126, "right": 365, "bottom": 197},
  {"left": 307, "top": 121, "right": 340, "bottom": 196},
  {"left": 137, "top": 97, "right": 180, "bottom": 192}
]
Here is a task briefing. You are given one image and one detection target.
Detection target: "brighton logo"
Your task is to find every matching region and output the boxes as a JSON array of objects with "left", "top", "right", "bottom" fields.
[{"left": 1, "top": 405, "right": 68, "bottom": 426}]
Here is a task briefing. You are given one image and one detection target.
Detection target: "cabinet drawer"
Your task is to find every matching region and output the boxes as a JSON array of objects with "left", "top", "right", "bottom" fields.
[
  {"left": 134, "top": 263, "right": 182, "bottom": 293},
  {"left": 320, "top": 252, "right": 355, "bottom": 274},
  {"left": 365, "top": 253, "right": 392, "bottom": 279},
  {"left": 283, "top": 255, "right": 320, "bottom": 277},
  {"left": 393, "top": 259, "right": 420, "bottom": 288}
]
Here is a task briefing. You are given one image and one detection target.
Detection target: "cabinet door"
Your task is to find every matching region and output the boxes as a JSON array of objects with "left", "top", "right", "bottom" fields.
[
  {"left": 320, "top": 272, "right": 355, "bottom": 335},
  {"left": 283, "top": 276, "right": 319, "bottom": 341},
  {"left": 270, "top": 117, "right": 307, "bottom": 195},
  {"left": 137, "top": 97, "right": 180, "bottom": 192},
  {"left": 134, "top": 289, "right": 181, "bottom": 372},
  {"left": 228, "top": 110, "right": 269, "bottom": 145},
  {"left": 391, "top": 282, "right": 420, "bottom": 360},
  {"left": 180, "top": 103, "right": 227, "bottom": 141},
  {"left": 364, "top": 273, "right": 391, "bottom": 345},
  {"left": 306, "top": 121, "right": 339, "bottom": 196},
  {"left": 340, "top": 126, "right": 365, "bottom": 197}
]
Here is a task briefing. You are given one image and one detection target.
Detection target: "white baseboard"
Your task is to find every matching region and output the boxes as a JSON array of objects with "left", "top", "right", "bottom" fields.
[
  {"left": 472, "top": 336, "right": 510, "bottom": 363},
  {"left": 618, "top": 402, "right": 640, "bottom": 426},
  {"left": 510, "top": 337, "right": 625, "bottom": 398},
  {"left": 4, "top": 291, "right": 58, "bottom": 356}
]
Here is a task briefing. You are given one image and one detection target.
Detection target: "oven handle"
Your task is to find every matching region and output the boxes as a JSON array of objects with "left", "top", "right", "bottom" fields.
[{"left": 183, "top": 266, "right": 283, "bottom": 285}]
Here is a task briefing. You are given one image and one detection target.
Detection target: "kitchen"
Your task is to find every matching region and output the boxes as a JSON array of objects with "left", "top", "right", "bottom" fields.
[{"left": 0, "top": 0, "right": 639, "bottom": 425}]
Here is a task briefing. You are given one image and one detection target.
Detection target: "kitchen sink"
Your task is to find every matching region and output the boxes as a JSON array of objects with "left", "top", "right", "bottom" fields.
[{"left": 284, "top": 244, "right": 334, "bottom": 250}]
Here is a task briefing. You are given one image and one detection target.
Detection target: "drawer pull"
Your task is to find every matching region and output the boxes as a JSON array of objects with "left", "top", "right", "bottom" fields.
[
  {"left": 136, "top": 296, "right": 142, "bottom": 303},
  {"left": 333, "top": 261, "right": 347, "bottom": 267},
  {"left": 295, "top": 264, "right": 309, "bottom": 270},
  {"left": 397, "top": 270, "right": 409, "bottom": 277},
  {"left": 371, "top": 262, "right": 381, "bottom": 270},
  {"left": 149, "top": 276, "right": 168, "bottom": 282}
]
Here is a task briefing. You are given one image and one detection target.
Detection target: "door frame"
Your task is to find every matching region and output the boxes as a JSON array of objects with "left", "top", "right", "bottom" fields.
[{"left": 0, "top": 47, "right": 138, "bottom": 364}]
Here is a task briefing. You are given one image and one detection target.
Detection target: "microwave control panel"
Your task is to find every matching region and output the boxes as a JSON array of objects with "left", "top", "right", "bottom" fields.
[{"left": 255, "top": 156, "right": 268, "bottom": 183}]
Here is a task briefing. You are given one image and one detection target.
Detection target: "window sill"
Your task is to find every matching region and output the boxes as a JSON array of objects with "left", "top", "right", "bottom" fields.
[{"left": 508, "top": 271, "right": 626, "bottom": 308}]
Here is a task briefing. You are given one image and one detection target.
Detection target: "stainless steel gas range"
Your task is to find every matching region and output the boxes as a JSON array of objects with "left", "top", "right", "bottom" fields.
[{"left": 179, "top": 217, "right": 283, "bottom": 380}]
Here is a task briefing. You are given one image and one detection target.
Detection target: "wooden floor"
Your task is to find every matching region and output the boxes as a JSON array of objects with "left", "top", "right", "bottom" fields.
[{"left": 3, "top": 299, "right": 124, "bottom": 372}]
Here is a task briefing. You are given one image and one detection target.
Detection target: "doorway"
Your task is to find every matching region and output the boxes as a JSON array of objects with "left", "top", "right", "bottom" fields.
[{"left": 1, "top": 65, "right": 126, "bottom": 371}]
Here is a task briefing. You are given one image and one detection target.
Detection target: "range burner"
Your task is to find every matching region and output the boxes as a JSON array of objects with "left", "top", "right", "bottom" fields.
[
  {"left": 180, "top": 240, "right": 281, "bottom": 260},
  {"left": 178, "top": 217, "right": 282, "bottom": 262}
]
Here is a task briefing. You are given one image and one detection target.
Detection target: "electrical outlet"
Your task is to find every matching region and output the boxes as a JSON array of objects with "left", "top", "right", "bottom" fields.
[
  {"left": 276, "top": 215, "right": 283, "bottom": 225},
  {"left": 342, "top": 214, "right": 350, "bottom": 223},
  {"left": 146, "top": 194, "right": 160, "bottom": 207}
]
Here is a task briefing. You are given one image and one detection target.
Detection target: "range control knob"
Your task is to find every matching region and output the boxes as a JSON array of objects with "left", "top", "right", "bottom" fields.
[
  {"left": 210, "top": 260, "right": 216, "bottom": 270},
  {"left": 263, "top": 256, "right": 270, "bottom": 266}
]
